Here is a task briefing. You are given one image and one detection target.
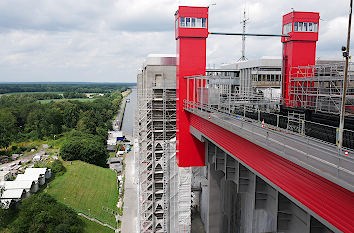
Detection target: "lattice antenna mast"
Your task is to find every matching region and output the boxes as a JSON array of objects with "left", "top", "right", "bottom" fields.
[{"left": 238, "top": 7, "right": 249, "bottom": 61}]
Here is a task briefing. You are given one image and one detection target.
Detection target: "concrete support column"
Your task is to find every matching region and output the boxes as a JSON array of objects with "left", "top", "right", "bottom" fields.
[{"left": 207, "top": 163, "right": 224, "bottom": 233}]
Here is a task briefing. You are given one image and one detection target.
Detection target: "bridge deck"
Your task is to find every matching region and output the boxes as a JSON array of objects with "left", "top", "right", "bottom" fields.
[{"left": 187, "top": 110, "right": 354, "bottom": 233}]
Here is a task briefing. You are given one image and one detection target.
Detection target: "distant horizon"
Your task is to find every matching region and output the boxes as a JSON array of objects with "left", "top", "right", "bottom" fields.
[{"left": 0, "top": 82, "right": 137, "bottom": 84}]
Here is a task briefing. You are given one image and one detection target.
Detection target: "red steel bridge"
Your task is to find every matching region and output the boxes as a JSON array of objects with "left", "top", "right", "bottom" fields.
[{"left": 175, "top": 6, "right": 354, "bottom": 233}]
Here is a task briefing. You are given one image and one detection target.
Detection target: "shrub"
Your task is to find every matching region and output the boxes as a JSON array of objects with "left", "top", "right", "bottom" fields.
[
  {"left": 9, "top": 193, "right": 83, "bottom": 233},
  {"left": 50, "top": 160, "right": 66, "bottom": 176}
]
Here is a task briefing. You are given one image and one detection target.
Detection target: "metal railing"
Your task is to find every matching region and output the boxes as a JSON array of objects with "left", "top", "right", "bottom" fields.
[{"left": 184, "top": 99, "right": 354, "bottom": 190}]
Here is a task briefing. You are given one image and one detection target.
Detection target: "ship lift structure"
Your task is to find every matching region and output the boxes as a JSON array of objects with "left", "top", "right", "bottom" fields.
[{"left": 175, "top": 6, "right": 354, "bottom": 233}]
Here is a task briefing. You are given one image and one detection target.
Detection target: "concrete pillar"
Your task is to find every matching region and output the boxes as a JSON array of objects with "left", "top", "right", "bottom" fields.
[
  {"left": 207, "top": 163, "right": 224, "bottom": 233},
  {"left": 238, "top": 164, "right": 256, "bottom": 233}
]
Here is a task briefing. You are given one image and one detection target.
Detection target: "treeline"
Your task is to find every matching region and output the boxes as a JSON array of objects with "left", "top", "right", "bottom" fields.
[
  {"left": 0, "top": 90, "right": 123, "bottom": 163},
  {"left": 0, "top": 83, "right": 133, "bottom": 94},
  {"left": 0, "top": 193, "right": 83, "bottom": 233}
]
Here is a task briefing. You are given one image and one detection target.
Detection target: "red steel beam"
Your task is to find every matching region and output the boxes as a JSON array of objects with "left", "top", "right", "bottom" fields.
[{"left": 189, "top": 113, "right": 354, "bottom": 233}]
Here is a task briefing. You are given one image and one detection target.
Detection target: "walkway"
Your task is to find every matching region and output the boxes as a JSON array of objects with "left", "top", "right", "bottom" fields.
[
  {"left": 78, "top": 213, "right": 116, "bottom": 231},
  {"left": 121, "top": 149, "right": 138, "bottom": 233}
]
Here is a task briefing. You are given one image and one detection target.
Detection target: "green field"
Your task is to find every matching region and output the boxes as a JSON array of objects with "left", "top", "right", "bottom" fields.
[
  {"left": 80, "top": 216, "right": 115, "bottom": 233},
  {"left": 39, "top": 98, "right": 96, "bottom": 103},
  {"left": 47, "top": 160, "right": 118, "bottom": 227}
]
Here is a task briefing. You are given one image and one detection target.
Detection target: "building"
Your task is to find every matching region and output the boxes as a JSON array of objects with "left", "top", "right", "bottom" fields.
[
  {"left": 0, "top": 189, "right": 27, "bottom": 209},
  {"left": 136, "top": 54, "right": 192, "bottom": 232},
  {"left": 0, "top": 170, "right": 11, "bottom": 182},
  {"left": 107, "top": 157, "right": 123, "bottom": 172},
  {"left": 3, "top": 180, "right": 39, "bottom": 196}
]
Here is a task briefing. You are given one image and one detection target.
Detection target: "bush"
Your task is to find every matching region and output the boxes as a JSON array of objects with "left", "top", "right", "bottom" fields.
[
  {"left": 9, "top": 193, "right": 84, "bottom": 233},
  {"left": 60, "top": 132, "right": 108, "bottom": 167},
  {"left": 50, "top": 160, "right": 66, "bottom": 176},
  {"left": 0, "top": 206, "right": 18, "bottom": 231}
]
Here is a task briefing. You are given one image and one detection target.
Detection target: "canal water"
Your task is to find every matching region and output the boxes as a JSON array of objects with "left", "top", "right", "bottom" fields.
[{"left": 121, "top": 88, "right": 137, "bottom": 136}]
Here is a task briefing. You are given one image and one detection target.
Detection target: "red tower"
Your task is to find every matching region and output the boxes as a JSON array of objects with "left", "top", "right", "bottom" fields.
[
  {"left": 175, "top": 6, "right": 208, "bottom": 167},
  {"left": 281, "top": 11, "right": 320, "bottom": 106}
]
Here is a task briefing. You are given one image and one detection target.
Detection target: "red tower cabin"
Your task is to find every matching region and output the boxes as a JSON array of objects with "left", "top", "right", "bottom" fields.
[
  {"left": 281, "top": 11, "right": 320, "bottom": 107},
  {"left": 175, "top": 6, "right": 208, "bottom": 167}
]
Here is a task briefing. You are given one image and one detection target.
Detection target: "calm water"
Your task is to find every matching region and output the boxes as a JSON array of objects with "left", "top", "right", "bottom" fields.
[{"left": 121, "top": 88, "right": 137, "bottom": 136}]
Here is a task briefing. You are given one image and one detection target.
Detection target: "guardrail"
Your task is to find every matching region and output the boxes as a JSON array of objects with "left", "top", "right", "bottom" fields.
[{"left": 184, "top": 99, "right": 354, "bottom": 191}]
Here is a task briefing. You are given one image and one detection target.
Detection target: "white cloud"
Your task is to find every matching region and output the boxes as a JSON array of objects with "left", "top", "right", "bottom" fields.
[{"left": 0, "top": 0, "right": 352, "bottom": 82}]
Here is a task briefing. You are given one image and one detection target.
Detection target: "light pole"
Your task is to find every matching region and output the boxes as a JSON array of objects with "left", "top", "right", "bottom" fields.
[{"left": 338, "top": 0, "right": 353, "bottom": 148}]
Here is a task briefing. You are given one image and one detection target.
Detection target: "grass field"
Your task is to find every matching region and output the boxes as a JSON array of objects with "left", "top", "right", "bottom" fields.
[
  {"left": 39, "top": 98, "right": 96, "bottom": 103},
  {"left": 47, "top": 160, "right": 118, "bottom": 227},
  {"left": 79, "top": 216, "right": 115, "bottom": 233}
]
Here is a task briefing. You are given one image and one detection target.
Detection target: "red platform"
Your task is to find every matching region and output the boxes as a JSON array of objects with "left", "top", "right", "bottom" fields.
[{"left": 190, "top": 113, "right": 354, "bottom": 233}]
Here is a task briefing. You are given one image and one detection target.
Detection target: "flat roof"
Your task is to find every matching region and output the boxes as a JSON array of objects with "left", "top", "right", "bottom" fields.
[
  {"left": 25, "top": 168, "right": 48, "bottom": 176},
  {"left": 16, "top": 173, "right": 41, "bottom": 182},
  {"left": 4, "top": 180, "right": 34, "bottom": 190},
  {"left": 1, "top": 189, "right": 25, "bottom": 199}
]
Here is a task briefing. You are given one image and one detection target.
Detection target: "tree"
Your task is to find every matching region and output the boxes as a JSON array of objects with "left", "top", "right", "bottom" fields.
[
  {"left": 9, "top": 193, "right": 83, "bottom": 233},
  {"left": 0, "top": 110, "right": 16, "bottom": 148},
  {"left": 60, "top": 132, "right": 108, "bottom": 167}
]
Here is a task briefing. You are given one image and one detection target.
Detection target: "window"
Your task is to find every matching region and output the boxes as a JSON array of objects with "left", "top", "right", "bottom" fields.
[
  {"left": 186, "top": 17, "right": 191, "bottom": 27},
  {"left": 196, "top": 18, "right": 202, "bottom": 28},
  {"left": 298, "top": 22, "right": 303, "bottom": 32},
  {"left": 313, "top": 23, "right": 318, "bottom": 32},
  {"left": 295, "top": 22, "right": 318, "bottom": 32},
  {"left": 202, "top": 18, "right": 207, "bottom": 28},
  {"left": 304, "top": 22, "right": 308, "bottom": 31},
  {"left": 283, "top": 23, "right": 292, "bottom": 34},
  {"left": 309, "top": 22, "right": 313, "bottom": 32},
  {"left": 179, "top": 17, "right": 207, "bottom": 28},
  {"left": 180, "top": 17, "right": 185, "bottom": 27},
  {"left": 154, "top": 74, "right": 163, "bottom": 87},
  {"left": 191, "top": 18, "right": 196, "bottom": 27}
]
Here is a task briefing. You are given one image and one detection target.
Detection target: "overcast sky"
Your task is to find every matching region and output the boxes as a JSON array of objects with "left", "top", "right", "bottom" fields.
[{"left": 0, "top": 0, "right": 351, "bottom": 83}]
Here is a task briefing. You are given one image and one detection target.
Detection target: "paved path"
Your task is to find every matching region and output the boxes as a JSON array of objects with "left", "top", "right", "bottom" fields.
[
  {"left": 121, "top": 151, "right": 138, "bottom": 233},
  {"left": 78, "top": 213, "right": 116, "bottom": 231}
]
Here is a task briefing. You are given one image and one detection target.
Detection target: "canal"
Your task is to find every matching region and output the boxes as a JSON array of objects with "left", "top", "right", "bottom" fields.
[{"left": 121, "top": 88, "right": 137, "bottom": 136}]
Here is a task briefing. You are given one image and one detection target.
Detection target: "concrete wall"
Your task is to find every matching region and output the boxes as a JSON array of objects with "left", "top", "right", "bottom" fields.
[{"left": 197, "top": 140, "right": 334, "bottom": 233}]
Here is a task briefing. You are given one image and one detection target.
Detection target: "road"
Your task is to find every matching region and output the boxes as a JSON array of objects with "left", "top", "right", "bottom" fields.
[{"left": 121, "top": 150, "right": 138, "bottom": 233}]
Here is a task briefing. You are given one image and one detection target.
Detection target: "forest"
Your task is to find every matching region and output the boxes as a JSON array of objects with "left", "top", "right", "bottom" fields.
[
  {"left": 0, "top": 85, "right": 126, "bottom": 166},
  {"left": 0, "top": 83, "right": 134, "bottom": 94}
]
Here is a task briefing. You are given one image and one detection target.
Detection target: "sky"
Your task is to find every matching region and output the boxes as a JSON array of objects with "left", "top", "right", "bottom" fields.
[{"left": 0, "top": 0, "right": 352, "bottom": 83}]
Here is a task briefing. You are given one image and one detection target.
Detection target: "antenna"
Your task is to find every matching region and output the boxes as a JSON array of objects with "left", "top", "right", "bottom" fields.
[{"left": 238, "top": 6, "right": 249, "bottom": 61}]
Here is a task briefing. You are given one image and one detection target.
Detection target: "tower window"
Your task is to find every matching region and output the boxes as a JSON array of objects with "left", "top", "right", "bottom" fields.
[
  {"left": 304, "top": 22, "right": 308, "bottom": 31},
  {"left": 309, "top": 22, "right": 313, "bottom": 32},
  {"left": 186, "top": 17, "right": 191, "bottom": 27},
  {"left": 196, "top": 18, "right": 202, "bottom": 27},
  {"left": 298, "top": 22, "right": 303, "bottom": 31},
  {"left": 202, "top": 18, "right": 207, "bottom": 28},
  {"left": 180, "top": 17, "right": 185, "bottom": 27},
  {"left": 191, "top": 18, "right": 196, "bottom": 27}
]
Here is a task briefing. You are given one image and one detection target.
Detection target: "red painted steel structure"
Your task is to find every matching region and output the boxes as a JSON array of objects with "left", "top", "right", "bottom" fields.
[
  {"left": 281, "top": 12, "right": 320, "bottom": 106},
  {"left": 175, "top": 7, "right": 353, "bottom": 231},
  {"left": 189, "top": 113, "right": 354, "bottom": 233},
  {"left": 175, "top": 6, "right": 208, "bottom": 166}
]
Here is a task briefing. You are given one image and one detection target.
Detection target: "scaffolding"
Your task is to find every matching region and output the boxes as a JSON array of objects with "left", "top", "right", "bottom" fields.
[
  {"left": 288, "top": 63, "right": 354, "bottom": 115},
  {"left": 136, "top": 78, "right": 181, "bottom": 232}
]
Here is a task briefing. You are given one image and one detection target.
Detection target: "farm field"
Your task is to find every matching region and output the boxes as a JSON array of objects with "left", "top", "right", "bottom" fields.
[
  {"left": 39, "top": 98, "right": 96, "bottom": 103},
  {"left": 47, "top": 160, "right": 118, "bottom": 228}
]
